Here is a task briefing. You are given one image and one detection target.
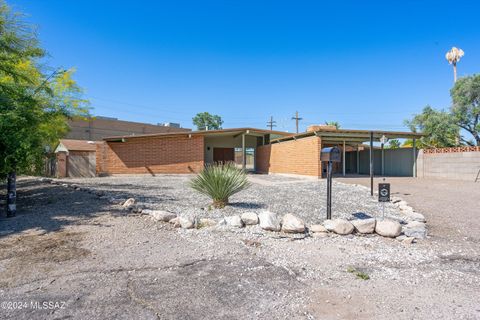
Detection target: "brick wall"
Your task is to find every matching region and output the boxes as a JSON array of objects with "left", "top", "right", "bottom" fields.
[
  {"left": 100, "top": 135, "right": 204, "bottom": 175},
  {"left": 256, "top": 136, "right": 322, "bottom": 177}
]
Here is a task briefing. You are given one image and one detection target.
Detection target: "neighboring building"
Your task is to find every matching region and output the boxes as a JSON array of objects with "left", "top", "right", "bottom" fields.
[
  {"left": 95, "top": 126, "right": 423, "bottom": 178},
  {"left": 55, "top": 139, "right": 100, "bottom": 178},
  {"left": 67, "top": 116, "right": 190, "bottom": 141}
]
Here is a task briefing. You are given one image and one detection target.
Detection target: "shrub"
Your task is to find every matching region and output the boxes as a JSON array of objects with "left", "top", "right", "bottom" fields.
[{"left": 190, "top": 162, "right": 250, "bottom": 208}]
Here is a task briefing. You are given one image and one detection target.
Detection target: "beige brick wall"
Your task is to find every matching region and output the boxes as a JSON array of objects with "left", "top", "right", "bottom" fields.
[
  {"left": 256, "top": 136, "right": 322, "bottom": 177},
  {"left": 100, "top": 135, "right": 204, "bottom": 174}
]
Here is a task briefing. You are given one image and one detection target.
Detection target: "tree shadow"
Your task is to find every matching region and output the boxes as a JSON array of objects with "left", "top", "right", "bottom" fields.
[{"left": 227, "top": 202, "right": 266, "bottom": 209}]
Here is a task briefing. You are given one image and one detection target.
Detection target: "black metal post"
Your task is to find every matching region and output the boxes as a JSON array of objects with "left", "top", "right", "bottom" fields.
[
  {"left": 326, "top": 161, "right": 332, "bottom": 219},
  {"left": 370, "top": 131, "right": 374, "bottom": 196},
  {"left": 6, "top": 171, "right": 16, "bottom": 217}
]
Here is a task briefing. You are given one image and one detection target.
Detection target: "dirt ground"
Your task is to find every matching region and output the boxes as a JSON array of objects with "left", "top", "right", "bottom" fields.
[{"left": 0, "top": 175, "right": 479, "bottom": 320}]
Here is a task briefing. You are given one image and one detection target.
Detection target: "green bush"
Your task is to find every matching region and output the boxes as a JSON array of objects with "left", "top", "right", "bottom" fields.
[{"left": 190, "top": 162, "right": 250, "bottom": 208}]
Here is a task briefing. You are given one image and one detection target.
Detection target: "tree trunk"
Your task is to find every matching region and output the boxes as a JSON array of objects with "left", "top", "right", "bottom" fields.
[
  {"left": 453, "top": 63, "right": 457, "bottom": 83},
  {"left": 6, "top": 171, "right": 16, "bottom": 217}
]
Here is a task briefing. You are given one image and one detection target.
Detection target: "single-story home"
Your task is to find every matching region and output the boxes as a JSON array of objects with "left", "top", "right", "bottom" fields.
[
  {"left": 55, "top": 139, "right": 100, "bottom": 178},
  {"left": 96, "top": 125, "right": 423, "bottom": 178}
]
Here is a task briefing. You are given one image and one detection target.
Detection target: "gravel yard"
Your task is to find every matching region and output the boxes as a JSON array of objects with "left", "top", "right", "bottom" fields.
[
  {"left": 0, "top": 174, "right": 479, "bottom": 320},
  {"left": 58, "top": 174, "right": 404, "bottom": 224}
]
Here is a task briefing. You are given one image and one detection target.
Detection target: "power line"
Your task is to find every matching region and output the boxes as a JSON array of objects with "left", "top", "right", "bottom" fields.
[
  {"left": 291, "top": 111, "right": 303, "bottom": 133},
  {"left": 267, "top": 116, "right": 277, "bottom": 131}
]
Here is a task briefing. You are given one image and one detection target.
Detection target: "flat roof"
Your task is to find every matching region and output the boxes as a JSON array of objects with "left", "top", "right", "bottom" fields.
[
  {"left": 103, "top": 127, "right": 293, "bottom": 141},
  {"left": 271, "top": 128, "right": 424, "bottom": 144}
]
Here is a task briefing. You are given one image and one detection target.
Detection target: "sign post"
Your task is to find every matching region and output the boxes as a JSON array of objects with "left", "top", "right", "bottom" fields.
[
  {"left": 321, "top": 147, "right": 341, "bottom": 220},
  {"left": 378, "top": 182, "right": 390, "bottom": 220}
]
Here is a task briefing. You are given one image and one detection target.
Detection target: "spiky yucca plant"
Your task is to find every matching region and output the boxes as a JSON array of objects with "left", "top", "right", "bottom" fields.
[{"left": 190, "top": 162, "right": 250, "bottom": 208}]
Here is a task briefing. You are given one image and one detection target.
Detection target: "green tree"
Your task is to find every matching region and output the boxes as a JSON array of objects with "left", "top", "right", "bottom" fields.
[
  {"left": 387, "top": 139, "right": 401, "bottom": 149},
  {"left": 404, "top": 106, "right": 459, "bottom": 148},
  {"left": 450, "top": 74, "right": 480, "bottom": 145},
  {"left": 0, "top": 1, "right": 88, "bottom": 215},
  {"left": 193, "top": 112, "right": 223, "bottom": 130},
  {"left": 324, "top": 121, "right": 340, "bottom": 129}
]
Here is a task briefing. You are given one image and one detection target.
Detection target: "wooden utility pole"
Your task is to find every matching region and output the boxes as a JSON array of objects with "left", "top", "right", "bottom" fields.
[
  {"left": 267, "top": 116, "right": 277, "bottom": 131},
  {"left": 291, "top": 111, "right": 303, "bottom": 133}
]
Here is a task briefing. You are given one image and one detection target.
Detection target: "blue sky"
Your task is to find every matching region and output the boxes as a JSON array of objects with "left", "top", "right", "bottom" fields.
[{"left": 11, "top": 0, "right": 480, "bottom": 132}]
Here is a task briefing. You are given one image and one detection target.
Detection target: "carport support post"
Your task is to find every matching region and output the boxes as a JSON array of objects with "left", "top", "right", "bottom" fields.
[
  {"left": 370, "top": 131, "right": 374, "bottom": 196},
  {"left": 412, "top": 138, "right": 417, "bottom": 177},
  {"left": 356, "top": 146, "right": 360, "bottom": 174},
  {"left": 381, "top": 141, "right": 385, "bottom": 176},
  {"left": 342, "top": 140, "right": 346, "bottom": 176},
  {"left": 242, "top": 133, "right": 246, "bottom": 170}
]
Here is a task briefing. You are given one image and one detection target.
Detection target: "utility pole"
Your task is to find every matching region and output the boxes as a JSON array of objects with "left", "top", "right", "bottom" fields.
[
  {"left": 267, "top": 116, "right": 277, "bottom": 131},
  {"left": 291, "top": 111, "right": 303, "bottom": 133}
]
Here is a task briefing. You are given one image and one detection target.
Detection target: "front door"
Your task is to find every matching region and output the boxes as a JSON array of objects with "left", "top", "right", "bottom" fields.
[{"left": 213, "top": 148, "right": 235, "bottom": 164}]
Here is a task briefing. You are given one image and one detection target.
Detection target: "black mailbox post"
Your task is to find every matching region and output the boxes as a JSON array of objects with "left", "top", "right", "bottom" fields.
[{"left": 321, "top": 147, "right": 341, "bottom": 219}]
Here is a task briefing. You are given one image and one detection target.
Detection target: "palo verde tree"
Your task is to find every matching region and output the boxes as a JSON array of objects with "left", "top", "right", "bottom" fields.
[
  {"left": 404, "top": 106, "right": 459, "bottom": 148},
  {"left": 0, "top": 1, "right": 88, "bottom": 216},
  {"left": 192, "top": 112, "right": 223, "bottom": 130},
  {"left": 450, "top": 74, "right": 480, "bottom": 146}
]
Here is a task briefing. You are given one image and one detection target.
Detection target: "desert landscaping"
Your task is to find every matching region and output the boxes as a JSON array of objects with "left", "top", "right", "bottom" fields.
[{"left": 1, "top": 174, "right": 479, "bottom": 319}]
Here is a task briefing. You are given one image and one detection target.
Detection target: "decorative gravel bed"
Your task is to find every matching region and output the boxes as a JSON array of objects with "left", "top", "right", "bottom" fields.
[{"left": 61, "top": 174, "right": 404, "bottom": 224}]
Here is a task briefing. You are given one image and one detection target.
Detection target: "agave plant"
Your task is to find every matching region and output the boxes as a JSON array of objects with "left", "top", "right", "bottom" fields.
[{"left": 190, "top": 162, "right": 250, "bottom": 208}]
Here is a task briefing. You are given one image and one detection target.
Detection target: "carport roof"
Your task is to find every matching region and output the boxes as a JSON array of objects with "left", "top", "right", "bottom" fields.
[
  {"left": 103, "top": 127, "right": 292, "bottom": 141},
  {"left": 271, "top": 128, "right": 424, "bottom": 144}
]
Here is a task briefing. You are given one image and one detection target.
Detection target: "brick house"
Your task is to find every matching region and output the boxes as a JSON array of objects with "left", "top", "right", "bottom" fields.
[{"left": 96, "top": 126, "right": 423, "bottom": 178}]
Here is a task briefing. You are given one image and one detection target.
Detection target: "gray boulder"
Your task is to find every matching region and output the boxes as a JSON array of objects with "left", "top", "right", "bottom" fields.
[
  {"left": 323, "top": 219, "right": 354, "bottom": 235},
  {"left": 281, "top": 214, "right": 305, "bottom": 233},
  {"left": 258, "top": 211, "right": 281, "bottom": 232},
  {"left": 351, "top": 218, "right": 376, "bottom": 234},
  {"left": 404, "top": 211, "right": 426, "bottom": 223},
  {"left": 375, "top": 219, "right": 402, "bottom": 238},
  {"left": 241, "top": 212, "right": 259, "bottom": 225},
  {"left": 403, "top": 221, "right": 427, "bottom": 239}
]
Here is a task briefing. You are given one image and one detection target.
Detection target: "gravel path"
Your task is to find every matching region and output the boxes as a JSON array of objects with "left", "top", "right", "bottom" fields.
[
  {"left": 59, "top": 174, "right": 404, "bottom": 224},
  {"left": 0, "top": 175, "right": 478, "bottom": 320}
]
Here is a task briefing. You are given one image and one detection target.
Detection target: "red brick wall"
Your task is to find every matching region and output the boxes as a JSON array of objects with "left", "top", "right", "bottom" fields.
[
  {"left": 256, "top": 136, "right": 322, "bottom": 177},
  {"left": 101, "top": 135, "right": 204, "bottom": 174}
]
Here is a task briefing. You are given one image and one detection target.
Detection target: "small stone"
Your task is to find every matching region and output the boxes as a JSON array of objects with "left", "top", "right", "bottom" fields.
[
  {"left": 351, "top": 218, "right": 376, "bottom": 234},
  {"left": 224, "top": 215, "right": 244, "bottom": 228},
  {"left": 198, "top": 218, "right": 217, "bottom": 227},
  {"left": 310, "top": 224, "right": 328, "bottom": 233},
  {"left": 169, "top": 217, "right": 181, "bottom": 228},
  {"left": 403, "top": 221, "right": 427, "bottom": 239},
  {"left": 179, "top": 217, "right": 194, "bottom": 229},
  {"left": 122, "top": 198, "right": 135, "bottom": 208},
  {"left": 323, "top": 219, "right": 354, "bottom": 235},
  {"left": 241, "top": 212, "right": 259, "bottom": 225},
  {"left": 145, "top": 210, "right": 177, "bottom": 222},
  {"left": 312, "top": 232, "right": 328, "bottom": 238},
  {"left": 281, "top": 214, "right": 305, "bottom": 233},
  {"left": 375, "top": 219, "right": 402, "bottom": 238},
  {"left": 404, "top": 211, "right": 426, "bottom": 223},
  {"left": 258, "top": 211, "right": 281, "bottom": 232},
  {"left": 402, "top": 237, "right": 415, "bottom": 244}
]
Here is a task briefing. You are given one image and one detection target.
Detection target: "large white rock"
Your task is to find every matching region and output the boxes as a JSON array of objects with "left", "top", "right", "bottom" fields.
[
  {"left": 241, "top": 212, "right": 259, "bottom": 225},
  {"left": 224, "top": 215, "right": 244, "bottom": 228},
  {"left": 258, "top": 211, "right": 281, "bottom": 231},
  {"left": 198, "top": 218, "right": 217, "bottom": 227},
  {"left": 351, "top": 218, "right": 376, "bottom": 234},
  {"left": 310, "top": 224, "right": 328, "bottom": 233},
  {"left": 403, "top": 221, "right": 427, "bottom": 239},
  {"left": 281, "top": 214, "right": 305, "bottom": 233},
  {"left": 375, "top": 220, "right": 402, "bottom": 238},
  {"left": 145, "top": 210, "right": 177, "bottom": 222},
  {"left": 179, "top": 217, "right": 194, "bottom": 229},
  {"left": 323, "top": 219, "right": 354, "bottom": 235}
]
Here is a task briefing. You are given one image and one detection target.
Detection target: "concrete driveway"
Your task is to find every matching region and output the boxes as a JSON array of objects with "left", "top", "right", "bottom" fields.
[{"left": 336, "top": 176, "right": 480, "bottom": 245}]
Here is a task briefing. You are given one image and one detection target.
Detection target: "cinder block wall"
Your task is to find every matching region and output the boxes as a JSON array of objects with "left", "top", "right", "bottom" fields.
[
  {"left": 256, "top": 136, "right": 322, "bottom": 177},
  {"left": 417, "top": 149, "right": 480, "bottom": 181},
  {"left": 98, "top": 135, "right": 204, "bottom": 175}
]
